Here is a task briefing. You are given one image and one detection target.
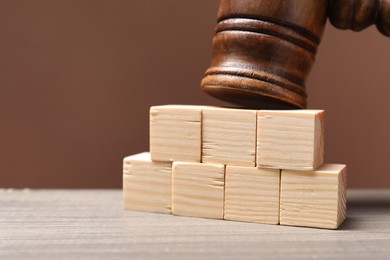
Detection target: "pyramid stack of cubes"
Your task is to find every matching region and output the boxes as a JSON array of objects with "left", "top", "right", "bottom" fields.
[{"left": 123, "top": 105, "right": 347, "bottom": 229}]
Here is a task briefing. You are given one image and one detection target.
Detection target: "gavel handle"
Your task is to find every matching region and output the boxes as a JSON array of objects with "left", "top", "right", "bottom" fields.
[{"left": 329, "top": 0, "right": 390, "bottom": 36}]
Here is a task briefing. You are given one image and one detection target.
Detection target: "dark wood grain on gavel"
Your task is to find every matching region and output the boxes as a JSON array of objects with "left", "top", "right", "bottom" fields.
[
  {"left": 201, "top": 0, "right": 390, "bottom": 109},
  {"left": 330, "top": 0, "right": 390, "bottom": 36}
]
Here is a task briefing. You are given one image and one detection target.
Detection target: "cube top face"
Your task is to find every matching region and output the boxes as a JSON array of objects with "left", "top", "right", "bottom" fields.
[
  {"left": 280, "top": 164, "right": 347, "bottom": 229},
  {"left": 202, "top": 106, "right": 257, "bottom": 113},
  {"left": 202, "top": 107, "right": 257, "bottom": 166},
  {"left": 315, "top": 164, "right": 346, "bottom": 174},
  {"left": 150, "top": 105, "right": 205, "bottom": 120},
  {"left": 123, "top": 152, "right": 150, "bottom": 164},
  {"left": 123, "top": 152, "right": 171, "bottom": 175},
  {"left": 172, "top": 162, "right": 225, "bottom": 219},
  {"left": 226, "top": 165, "right": 280, "bottom": 178},
  {"left": 150, "top": 105, "right": 203, "bottom": 163},
  {"left": 283, "top": 164, "right": 347, "bottom": 177},
  {"left": 123, "top": 152, "right": 150, "bottom": 176},
  {"left": 259, "top": 110, "right": 324, "bottom": 117},
  {"left": 224, "top": 166, "right": 280, "bottom": 224},
  {"left": 151, "top": 105, "right": 208, "bottom": 110},
  {"left": 173, "top": 161, "right": 225, "bottom": 175},
  {"left": 257, "top": 109, "right": 324, "bottom": 170}
]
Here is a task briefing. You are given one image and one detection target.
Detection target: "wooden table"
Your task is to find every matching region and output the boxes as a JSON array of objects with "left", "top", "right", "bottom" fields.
[{"left": 0, "top": 189, "right": 389, "bottom": 259}]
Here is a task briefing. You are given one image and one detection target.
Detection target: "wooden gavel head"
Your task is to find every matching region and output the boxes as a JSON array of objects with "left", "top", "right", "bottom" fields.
[{"left": 201, "top": 0, "right": 390, "bottom": 109}]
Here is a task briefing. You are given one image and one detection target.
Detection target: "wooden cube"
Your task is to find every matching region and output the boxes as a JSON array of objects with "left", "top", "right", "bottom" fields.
[
  {"left": 280, "top": 164, "right": 347, "bottom": 229},
  {"left": 202, "top": 107, "right": 257, "bottom": 166},
  {"left": 150, "top": 105, "right": 203, "bottom": 162},
  {"left": 172, "top": 162, "right": 225, "bottom": 219},
  {"left": 257, "top": 110, "right": 324, "bottom": 170},
  {"left": 224, "top": 166, "right": 280, "bottom": 224},
  {"left": 123, "top": 152, "right": 172, "bottom": 214}
]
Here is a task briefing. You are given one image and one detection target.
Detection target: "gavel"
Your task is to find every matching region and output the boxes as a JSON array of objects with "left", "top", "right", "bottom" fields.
[{"left": 201, "top": 0, "right": 390, "bottom": 109}]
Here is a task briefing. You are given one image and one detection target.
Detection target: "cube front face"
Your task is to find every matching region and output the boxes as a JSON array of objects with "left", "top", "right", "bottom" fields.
[
  {"left": 257, "top": 110, "right": 324, "bottom": 171},
  {"left": 202, "top": 108, "right": 257, "bottom": 166},
  {"left": 280, "top": 164, "right": 347, "bottom": 229},
  {"left": 224, "top": 166, "right": 280, "bottom": 224},
  {"left": 172, "top": 162, "right": 225, "bottom": 219},
  {"left": 123, "top": 153, "right": 172, "bottom": 214},
  {"left": 150, "top": 105, "right": 202, "bottom": 163}
]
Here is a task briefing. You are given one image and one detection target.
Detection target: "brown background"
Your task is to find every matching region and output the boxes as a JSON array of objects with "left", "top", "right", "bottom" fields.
[{"left": 0, "top": 0, "right": 389, "bottom": 188}]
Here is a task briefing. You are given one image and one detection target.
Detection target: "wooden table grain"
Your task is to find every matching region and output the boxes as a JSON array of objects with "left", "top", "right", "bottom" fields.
[{"left": 0, "top": 189, "right": 389, "bottom": 259}]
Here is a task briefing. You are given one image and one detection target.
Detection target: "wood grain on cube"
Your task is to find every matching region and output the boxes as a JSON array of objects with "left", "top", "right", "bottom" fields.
[
  {"left": 172, "top": 162, "right": 225, "bottom": 219},
  {"left": 202, "top": 107, "right": 257, "bottom": 166},
  {"left": 257, "top": 110, "right": 324, "bottom": 170},
  {"left": 280, "top": 164, "right": 347, "bottom": 229},
  {"left": 150, "top": 105, "right": 203, "bottom": 162},
  {"left": 224, "top": 166, "right": 280, "bottom": 224},
  {"left": 123, "top": 152, "right": 172, "bottom": 214}
]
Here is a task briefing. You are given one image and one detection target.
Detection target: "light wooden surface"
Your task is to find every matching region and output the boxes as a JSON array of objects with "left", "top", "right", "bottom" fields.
[
  {"left": 202, "top": 107, "right": 257, "bottom": 166},
  {"left": 257, "top": 110, "right": 324, "bottom": 170},
  {"left": 150, "top": 105, "right": 203, "bottom": 162},
  {"left": 224, "top": 166, "right": 280, "bottom": 224},
  {"left": 1, "top": 189, "right": 389, "bottom": 259},
  {"left": 172, "top": 162, "right": 225, "bottom": 219},
  {"left": 123, "top": 152, "right": 172, "bottom": 214},
  {"left": 280, "top": 164, "right": 347, "bottom": 229}
]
